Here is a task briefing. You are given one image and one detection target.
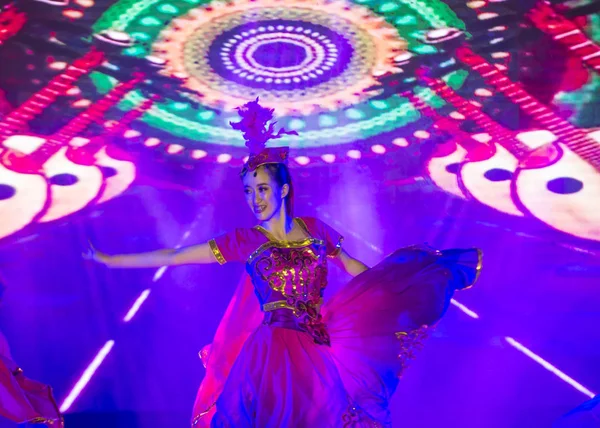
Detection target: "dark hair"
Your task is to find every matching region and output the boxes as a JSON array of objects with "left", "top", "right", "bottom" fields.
[{"left": 243, "top": 163, "right": 294, "bottom": 218}]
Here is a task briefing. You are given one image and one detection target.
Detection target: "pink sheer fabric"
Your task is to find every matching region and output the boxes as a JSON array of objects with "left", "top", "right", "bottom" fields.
[
  {"left": 0, "top": 331, "right": 63, "bottom": 427},
  {"left": 192, "top": 274, "right": 262, "bottom": 425},
  {"left": 191, "top": 218, "right": 481, "bottom": 427}
]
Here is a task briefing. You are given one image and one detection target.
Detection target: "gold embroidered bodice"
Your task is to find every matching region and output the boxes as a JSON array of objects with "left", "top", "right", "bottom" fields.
[{"left": 247, "top": 219, "right": 331, "bottom": 345}]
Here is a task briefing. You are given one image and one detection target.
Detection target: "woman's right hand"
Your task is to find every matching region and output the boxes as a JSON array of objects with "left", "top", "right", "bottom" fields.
[{"left": 82, "top": 241, "right": 110, "bottom": 265}]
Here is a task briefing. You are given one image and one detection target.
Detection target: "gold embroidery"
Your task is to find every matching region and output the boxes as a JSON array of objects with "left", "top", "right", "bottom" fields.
[
  {"left": 208, "top": 239, "right": 226, "bottom": 265},
  {"left": 262, "top": 298, "right": 324, "bottom": 313},
  {"left": 192, "top": 402, "right": 216, "bottom": 426},
  {"left": 472, "top": 248, "right": 484, "bottom": 287},
  {"left": 289, "top": 267, "right": 296, "bottom": 293},
  {"left": 295, "top": 218, "right": 311, "bottom": 235},
  {"left": 246, "top": 238, "right": 324, "bottom": 265},
  {"left": 395, "top": 325, "right": 430, "bottom": 377},
  {"left": 262, "top": 300, "right": 294, "bottom": 312}
]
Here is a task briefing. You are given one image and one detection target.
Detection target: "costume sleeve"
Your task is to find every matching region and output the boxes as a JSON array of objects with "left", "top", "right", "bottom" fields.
[
  {"left": 208, "top": 229, "right": 245, "bottom": 265},
  {"left": 302, "top": 217, "right": 344, "bottom": 258}
]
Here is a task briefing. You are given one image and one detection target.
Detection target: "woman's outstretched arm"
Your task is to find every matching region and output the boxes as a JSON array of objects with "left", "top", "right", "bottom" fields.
[
  {"left": 88, "top": 242, "right": 219, "bottom": 268},
  {"left": 331, "top": 249, "right": 369, "bottom": 277}
]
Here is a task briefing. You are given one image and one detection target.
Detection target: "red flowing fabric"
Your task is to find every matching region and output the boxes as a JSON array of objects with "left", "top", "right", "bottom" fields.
[
  {"left": 0, "top": 331, "right": 63, "bottom": 427},
  {"left": 191, "top": 245, "right": 481, "bottom": 426}
]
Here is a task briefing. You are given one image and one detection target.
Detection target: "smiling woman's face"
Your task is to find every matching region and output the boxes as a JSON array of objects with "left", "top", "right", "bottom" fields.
[{"left": 242, "top": 166, "right": 288, "bottom": 221}]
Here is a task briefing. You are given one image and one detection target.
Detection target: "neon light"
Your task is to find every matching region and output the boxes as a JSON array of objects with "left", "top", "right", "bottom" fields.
[
  {"left": 131, "top": 32, "right": 152, "bottom": 41},
  {"left": 124, "top": 129, "right": 141, "bottom": 138},
  {"left": 288, "top": 118, "right": 306, "bottom": 130},
  {"left": 395, "top": 15, "right": 417, "bottom": 25},
  {"left": 140, "top": 16, "right": 161, "bottom": 26},
  {"left": 192, "top": 149, "right": 207, "bottom": 159},
  {"left": 167, "top": 144, "right": 184, "bottom": 154},
  {"left": 318, "top": 115, "right": 337, "bottom": 127},
  {"left": 171, "top": 102, "right": 190, "bottom": 111},
  {"left": 72, "top": 99, "right": 92, "bottom": 108},
  {"left": 295, "top": 156, "right": 310, "bottom": 165},
  {"left": 370, "top": 100, "right": 389, "bottom": 110},
  {"left": 450, "top": 299, "right": 480, "bottom": 319},
  {"left": 75, "top": 0, "right": 95, "bottom": 6},
  {"left": 345, "top": 108, "right": 365, "bottom": 120},
  {"left": 63, "top": 9, "right": 84, "bottom": 19},
  {"left": 217, "top": 153, "right": 232, "bottom": 163},
  {"left": 347, "top": 149, "right": 361, "bottom": 159},
  {"left": 414, "top": 45, "right": 437, "bottom": 54},
  {"left": 467, "top": 1, "right": 486, "bottom": 8},
  {"left": 379, "top": 2, "right": 400, "bottom": 12},
  {"left": 153, "top": 266, "right": 167, "bottom": 281},
  {"left": 505, "top": 337, "right": 596, "bottom": 398},
  {"left": 414, "top": 130, "right": 430, "bottom": 139},
  {"left": 157, "top": 3, "right": 179, "bottom": 14},
  {"left": 123, "top": 289, "right": 152, "bottom": 322},
  {"left": 59, "top": 340, "right": 115, "bottom": 412},
  {"left": 392, "top": 137, "right": 409, "bottom": 147},
  {"left": 371, "top": 144, "right": 386, "bottom": 154},
  {"left": 144, "top": 137, "right": 161, "bottom": 147},
  {"left": 48, "top": 61, "right": 67, "bottom": 70},
  {"left": 91, "top": 0, "right": 469, "bottom": 149},
  {"left": 198, "top": 111, "right": 215, "bottom": 121},
  {"left": 321, "top": 154, "right": 335, "bottom": 163}
]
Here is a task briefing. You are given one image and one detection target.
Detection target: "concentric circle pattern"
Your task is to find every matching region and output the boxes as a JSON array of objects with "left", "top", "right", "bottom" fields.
[
  {"left": 153, "top": 0, "right": 406, "bottom": 114},
  {"left": 209, "top": 21, "right": 351, "bottom": 90},
  {"left": 92, "top": 0, "right": 469, "bottom": 148}
]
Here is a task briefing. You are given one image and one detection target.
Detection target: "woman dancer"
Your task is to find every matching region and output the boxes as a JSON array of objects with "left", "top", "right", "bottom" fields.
[{"left": 88, "top": 99, "right": 482, "bottom": 427}]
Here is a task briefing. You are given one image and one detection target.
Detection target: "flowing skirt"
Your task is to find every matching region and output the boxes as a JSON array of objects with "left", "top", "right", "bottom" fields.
[
  {"left": 0, "top": 334, "right": 63, "bottom": 427},
  {"left": 195, "top": 245, "right": 482, "bottom": 427}
]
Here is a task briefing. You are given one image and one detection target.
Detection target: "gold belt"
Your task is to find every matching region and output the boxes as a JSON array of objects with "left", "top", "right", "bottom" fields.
[{"left": 262, "top": 298, "right": 324, "bottom": 313}]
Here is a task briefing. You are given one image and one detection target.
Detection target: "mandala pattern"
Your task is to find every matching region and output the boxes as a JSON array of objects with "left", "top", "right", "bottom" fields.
[
  {"left": 153, "top": 0, "right": 405, "bottom": 114},
  {"left": 92, "top": 0, "right": 469, "bottom": 148}
]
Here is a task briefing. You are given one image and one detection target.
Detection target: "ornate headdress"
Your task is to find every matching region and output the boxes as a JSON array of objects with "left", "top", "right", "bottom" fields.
[{"left": 230, "top": 98, "right": 297, "bottom": 174}]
